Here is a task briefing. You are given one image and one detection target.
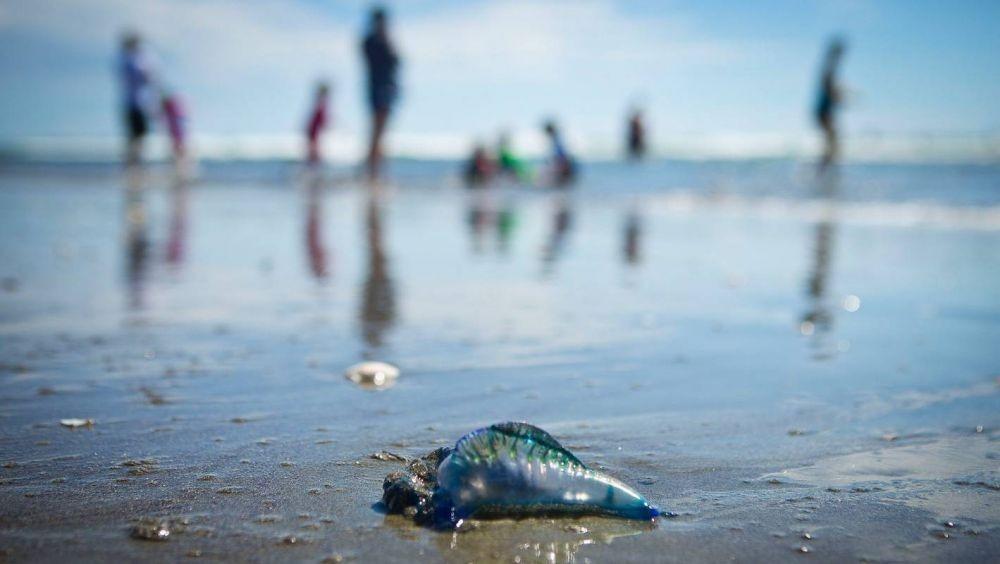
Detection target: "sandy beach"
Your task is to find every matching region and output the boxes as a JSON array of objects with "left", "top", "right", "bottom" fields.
[{"left": 0, "top": 160, "right": 998, "bottom": 562}]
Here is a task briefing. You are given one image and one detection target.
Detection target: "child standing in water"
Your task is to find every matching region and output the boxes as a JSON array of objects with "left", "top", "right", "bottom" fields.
[
  {"left": 497, "top": 132, "right": 530, "bottom": 183},
  {"left": 160, "top": 90, "right": 187, "bottom": 163},
  {"left": 305, "top": 82, "right": 330, "bottom": 165}
]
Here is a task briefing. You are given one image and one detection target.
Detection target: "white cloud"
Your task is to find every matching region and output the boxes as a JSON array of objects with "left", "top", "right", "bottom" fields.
[
  {"left": 1, "top": 0, "right": 355, "bottom": 78},
  {"left": 0, "top": 0, "right": 783, "bottom": 156},
  {"left": 402, "top": 1, "right": 739, "bottom": 82}
]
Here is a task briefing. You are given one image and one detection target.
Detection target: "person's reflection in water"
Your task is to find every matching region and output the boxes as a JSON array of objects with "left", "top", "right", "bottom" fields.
[
  {"left": 801, "top": 170, "right": 840, "bottom": 358},
  {"left": 466, "top": 190, "right": 517, "bottom": 255},
  {"left": 466, "top": 190, "right": 490, "bottom": 255},
  {"left": 398, "top": 515, "right": 650, "bottom": 562},
  {"left": 124, "top": 165, "right": 149, "bottom": 310},
  {"left": 496, "top": 204, "right": 516, "bottom": 255},
  {"left": 165, "top": 174, "right": 189, "bottom": 268},
  {"left": 359, "top": 192, "right": 396, "bottom": 351},
  {"left": 304, "top": 172, "right": 330, "bottom": 281},
  {"left": 542, "top": 193, "right": 574, "bottom": 275},
  {"left": 622, "top": 207, "right": 642, "bottom": 265}
]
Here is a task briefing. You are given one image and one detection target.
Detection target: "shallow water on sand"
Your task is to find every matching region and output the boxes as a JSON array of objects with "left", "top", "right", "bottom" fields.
[{"left": 0, "top": 161, "right": 998, "bottom": 562}]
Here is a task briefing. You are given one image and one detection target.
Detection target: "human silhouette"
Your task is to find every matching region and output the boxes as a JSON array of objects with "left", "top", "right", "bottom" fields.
[
  {"left": 815, "top": 38, "right": 847, "bottom": 171},
  {"left": 305, "top": 82, "right": 331, "bottom": 165},
  {"left": 159, "top": 89, "right": 187, "bottom": 168},
  {"left": 542, "top": 120, "right": 576, "bottom": 186},
  {"left": 464, "top": 143, "right": 496, "bottom": 186},
  {"left": 362, "top": 7, "right": 400, "bottom": 181},
  {"left": 626, "top": 109, "right": 647, "bottom": 160},
  {"left": 497, "top": 132, "right": 530, "bottom": 183},
  {"left": 119, "top": 32, "right": 153, "bottom": 166}
]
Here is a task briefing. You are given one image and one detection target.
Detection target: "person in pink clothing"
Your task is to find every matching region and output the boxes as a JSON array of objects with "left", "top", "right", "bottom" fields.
[
  {"left": 159, "top": 89, "right": 187, "bottom": 163},
  {"left": 305, "top": 82, "right": 331, "bottom": 165}
]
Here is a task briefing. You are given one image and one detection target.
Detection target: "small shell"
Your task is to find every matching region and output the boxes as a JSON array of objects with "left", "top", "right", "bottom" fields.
[
  {"left": 344, "top": 361, "right": 399, "bottom": 390},
  {"left": 60, "top": 418, "right": 94, "bottom": 428}
]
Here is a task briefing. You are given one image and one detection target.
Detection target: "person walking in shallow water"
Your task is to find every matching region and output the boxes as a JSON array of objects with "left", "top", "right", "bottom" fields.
[
  {"left": 119, "top": 32, "right": 153, "bottom": 166},
  {"left": 362, "top": 7, "right": 400, "bottom": 181},
  {"left": 815, "top": 38, "right": 846, "bottom": 172}
]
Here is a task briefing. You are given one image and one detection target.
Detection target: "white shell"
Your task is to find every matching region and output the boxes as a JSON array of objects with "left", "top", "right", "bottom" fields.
[
  {"left": 60, "top": 418, "right": 94, "bottom": 428},
  {"left": 344, "top": 361, "right": 400, "bottom": 390}
]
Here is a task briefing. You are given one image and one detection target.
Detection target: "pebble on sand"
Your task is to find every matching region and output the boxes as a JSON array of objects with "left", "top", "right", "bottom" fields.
[{"left": 130, "top": 518, "right": 173, "bottom": 541}]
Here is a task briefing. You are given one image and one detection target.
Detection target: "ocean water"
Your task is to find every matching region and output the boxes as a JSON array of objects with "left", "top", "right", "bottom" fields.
[{"left": 0, "top": 159, "right": 997, "bottom": 562}]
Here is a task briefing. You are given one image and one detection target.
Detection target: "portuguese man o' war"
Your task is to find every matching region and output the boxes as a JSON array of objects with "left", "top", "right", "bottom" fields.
[{"left": 380, "top": 422, "right": 661, "bottom": 529}]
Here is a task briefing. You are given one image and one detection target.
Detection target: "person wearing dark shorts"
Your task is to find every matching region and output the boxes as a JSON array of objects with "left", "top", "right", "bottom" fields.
[
  {"left": 361, "top": 7, "right": 399, "bottom": 181},
  {"left": 127, "top": 106, "right": 147, "bottom": 142},
  {"left": 815, "top": 38, "right": 846, "bottom": 172},
  {"left": 120, "top": 32, "right": 152, "bottom": 165}
]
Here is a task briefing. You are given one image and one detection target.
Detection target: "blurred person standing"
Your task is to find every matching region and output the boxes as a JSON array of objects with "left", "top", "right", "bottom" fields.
[
  {"left": 464, "top": 143, "right": 496, "bottom": 187},
  {"left": 497, "top": 132, "right": 530, "bottom": 183},
  {"left": 815, "top": 37, "right": 847, "bottom": 171},
  {"left": 543, "top": 120, "right": 576, "bottom": 186},
  {"left": 159, "top": 89, "right": 187, "bottom": 166},
  {"left": 361, "top": 7, "right": 400, "bottom": 181},
  {"left": 305, "top": 81, "right": 331, "bottom": 165},
  {"left": 626, "top": 108, "right": 646, "bottom": 160},
  {"left": 119, "top": 32, "right": 153, "bottom": 166}
]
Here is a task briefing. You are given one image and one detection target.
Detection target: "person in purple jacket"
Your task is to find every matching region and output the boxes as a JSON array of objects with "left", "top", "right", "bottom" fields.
[{"left": 119, "top": 31, "right": 153, "bottom": 165}]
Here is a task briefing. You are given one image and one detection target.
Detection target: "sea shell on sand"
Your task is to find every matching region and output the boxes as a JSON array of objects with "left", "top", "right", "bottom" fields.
[
  {"left": 432, "top": 422, "right": 660, "bottom": 528},
  {"left": 344, "top": 361, "right": 399, "bottom": 390},
  {"left": 60, "top": 418, "right": 94, "bottom": 428}
]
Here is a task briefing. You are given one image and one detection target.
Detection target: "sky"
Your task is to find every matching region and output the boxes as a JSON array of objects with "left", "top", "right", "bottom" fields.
[{"left": 0, "top": 0, "right": 998, "bottom": 159}]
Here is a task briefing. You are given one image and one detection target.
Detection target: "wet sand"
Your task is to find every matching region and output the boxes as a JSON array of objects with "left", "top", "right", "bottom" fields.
[{"left": 0, "top": 162, "right": 998, "bottom": 562}]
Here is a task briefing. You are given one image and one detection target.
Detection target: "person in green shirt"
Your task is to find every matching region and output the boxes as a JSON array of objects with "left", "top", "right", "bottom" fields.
[{"left": 496, "top": 132, "right": 531, "bottom": 183}]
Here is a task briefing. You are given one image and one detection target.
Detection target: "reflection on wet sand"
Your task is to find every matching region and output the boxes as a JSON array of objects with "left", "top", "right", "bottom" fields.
[
  {"left": 542, "top": 193, "right": 574, "bottom": 275},
  {"left": 166, "top": 174, "right": 189, "bottom": 268},
  {"left": 801, "top": 170, "right": 840, "bottom": 357},
  {"left": 359, "top": 191, "right": 397, "bottom": 351},
  {"left": 382, "top": 513, "right": 651, "bottom": 563},
  {"left": 466, "top": 189, "right": 517, "bottom": 255},
  {"left": 124, "top": 165, "right": 192, "bottom": 310},
  {"left": 622, "top": 207, "right": 642, "bottom": 265},
  {"left": 124, "top": 165, "right": 149, "bottom": 310},
  {"left": 304, "top": 173, "right": 330, "bottom": 280}
]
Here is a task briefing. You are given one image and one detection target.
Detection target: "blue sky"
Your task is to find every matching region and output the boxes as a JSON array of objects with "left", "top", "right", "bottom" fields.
[{"left": 0, "top": 0, "right": 997, "bottom": 157}]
